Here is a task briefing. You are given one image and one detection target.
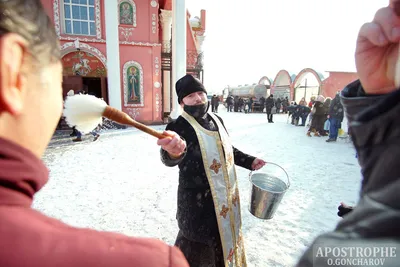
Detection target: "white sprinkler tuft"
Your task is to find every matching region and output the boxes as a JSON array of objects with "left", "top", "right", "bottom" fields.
[{"left": 63, "top": 94, "right": 107, "bottom": 133}]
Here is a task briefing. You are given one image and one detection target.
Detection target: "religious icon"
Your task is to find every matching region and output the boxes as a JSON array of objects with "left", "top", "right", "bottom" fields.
[
  {"left": 120, "top": 2, "right": 134, "bottom": 25},
  {"left": 127, "top": 66, "right": 140, "bottom": 103},
  {"left": 71, "top": 52, "right": 91, "bottom": 76}
]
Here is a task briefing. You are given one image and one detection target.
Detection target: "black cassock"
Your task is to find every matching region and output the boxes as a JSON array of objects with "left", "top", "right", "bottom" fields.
[{"left": 160, "top": 113, "right": 255, "bottom": 267}]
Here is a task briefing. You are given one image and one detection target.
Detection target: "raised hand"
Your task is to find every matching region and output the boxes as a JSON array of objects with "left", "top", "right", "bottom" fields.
[
  {"left": 355, "top": 0, "right": 400, "bottom": 94},
  {"left": 157, "top": 130, "right": 186, "bottom": 158}
]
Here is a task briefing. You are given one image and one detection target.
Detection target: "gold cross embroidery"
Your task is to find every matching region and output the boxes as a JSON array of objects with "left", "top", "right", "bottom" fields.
[
  {"left": 210, "top": 159, "right": 222, "bottom": 174},
  {"left": 220, "top": 204, "right": 229, "bottom": 219}
]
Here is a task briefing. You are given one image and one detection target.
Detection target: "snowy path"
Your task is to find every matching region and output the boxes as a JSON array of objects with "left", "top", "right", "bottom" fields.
[{"left": 34, "top": 109, "right": 361, "bottom": 267}]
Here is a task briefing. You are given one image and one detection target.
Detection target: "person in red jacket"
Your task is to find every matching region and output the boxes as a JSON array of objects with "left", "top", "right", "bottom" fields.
[{"left": 0, "top": 1, "right": 188, "bottom": 267}]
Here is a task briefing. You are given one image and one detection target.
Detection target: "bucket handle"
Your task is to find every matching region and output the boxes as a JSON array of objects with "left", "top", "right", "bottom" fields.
[{"left": 248, "top": 162, "right": 290, "bottom": 188}]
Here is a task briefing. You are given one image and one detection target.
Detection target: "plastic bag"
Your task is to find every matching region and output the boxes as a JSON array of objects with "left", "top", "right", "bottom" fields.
[
  {"left": 271, "top": 106, "right": 277, "bottom": 114},
  {"left": 324, "top": 119, "right": 330, "bottom": 131}
]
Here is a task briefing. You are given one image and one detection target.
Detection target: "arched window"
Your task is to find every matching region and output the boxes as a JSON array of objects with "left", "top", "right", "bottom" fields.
[{"left": 119, "top": 0, "right": 137, "bottom": 27}]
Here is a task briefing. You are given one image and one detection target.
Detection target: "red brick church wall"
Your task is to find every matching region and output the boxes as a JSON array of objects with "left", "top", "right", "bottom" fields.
[{"left": 322, "top": 72, "right": 358, "bottom": 98}]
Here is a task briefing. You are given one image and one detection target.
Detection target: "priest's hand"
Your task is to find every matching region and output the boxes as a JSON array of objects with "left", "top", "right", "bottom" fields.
[
  {"left": 355, "top": 0, "right": 400, "bottom": 94},
  {"left": 251, "top": 158, "right": 266, "bottom": 170},
  {"left": 157, "top": 130, "right": 186, "bottom": 158}
]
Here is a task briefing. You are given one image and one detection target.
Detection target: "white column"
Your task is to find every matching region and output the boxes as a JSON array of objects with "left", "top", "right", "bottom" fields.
[
  {"left": 170, "top": 0, "right": 186, "bottom": 119},
  {"left": 159, "top": 9, "right": 172, "bottom": 114},
  {"left": 160, "top": 9, "right": 172, "bottom": 52},
  {"left": 104, "top": 0, "right": 122, "bottom": 110},
  {"left": 196, "top": 34, "right": 205, "bottom": 52},
  {"left": 162, "top": 71, "right": 171, "bottom": 113}
]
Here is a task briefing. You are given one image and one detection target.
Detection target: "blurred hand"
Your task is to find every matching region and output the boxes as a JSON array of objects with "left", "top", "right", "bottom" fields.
[
  {"left": 157, "top": 130, "right": 186, "bottom": 158},
  {"left": 251, "top": 158, "right": 266, "bottom": 170},
  {"left": 337, "top": 202, "right": 354, "bottom": 218},
  {"left": 355, "top": 0, "right": 400, "bottom": 94}
]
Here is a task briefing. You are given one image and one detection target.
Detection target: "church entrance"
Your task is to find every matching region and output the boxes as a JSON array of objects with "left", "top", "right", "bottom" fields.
[{"left": 58, "top": 49, "right": 108, "bottom": 130}]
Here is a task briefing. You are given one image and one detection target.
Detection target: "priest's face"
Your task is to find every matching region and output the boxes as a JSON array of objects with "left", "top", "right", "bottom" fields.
[{"left": 182, "top": 91, "right": 207, "bottom": 106}]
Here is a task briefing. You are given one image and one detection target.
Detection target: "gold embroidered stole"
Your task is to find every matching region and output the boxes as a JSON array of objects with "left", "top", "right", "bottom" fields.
[{"left": 181, "top": 112, "right": 247, "bottom": 267}]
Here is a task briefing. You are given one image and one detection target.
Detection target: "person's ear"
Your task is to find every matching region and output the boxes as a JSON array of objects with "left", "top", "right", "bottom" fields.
[{"left": 0, "top": 33, "right": 29, "bottom": 115}]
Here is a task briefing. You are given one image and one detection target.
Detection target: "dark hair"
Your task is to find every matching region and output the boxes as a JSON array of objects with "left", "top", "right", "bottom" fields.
[{"left": 0, "top": 0, "right": 60, "bottom": 65}]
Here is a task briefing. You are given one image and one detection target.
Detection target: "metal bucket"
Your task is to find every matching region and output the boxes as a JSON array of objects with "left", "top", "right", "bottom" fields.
[{"left": 249, "top": 162, "right": 290, "bottom": 220}]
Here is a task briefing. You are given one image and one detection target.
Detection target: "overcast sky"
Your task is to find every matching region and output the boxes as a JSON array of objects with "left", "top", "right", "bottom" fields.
[{"left": 185, "top": 0, "right": 387, "bottom": 93}]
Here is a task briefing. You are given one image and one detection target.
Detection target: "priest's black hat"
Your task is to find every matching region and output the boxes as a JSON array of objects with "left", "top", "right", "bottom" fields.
[{"left": 176, "top": 74, "right": 207, "bottom": 104}]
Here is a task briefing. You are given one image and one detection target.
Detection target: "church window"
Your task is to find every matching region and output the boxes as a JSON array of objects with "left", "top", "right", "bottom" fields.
[{"left": 63, "top": 0, "right": 96, "bottom": 36}]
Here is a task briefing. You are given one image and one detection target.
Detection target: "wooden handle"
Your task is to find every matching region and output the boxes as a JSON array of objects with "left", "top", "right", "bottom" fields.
[{"left": 103, "top": 106, "right": 167, "bottom": 139}]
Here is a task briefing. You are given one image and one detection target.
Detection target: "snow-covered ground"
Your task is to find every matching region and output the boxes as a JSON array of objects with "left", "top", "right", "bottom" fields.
[{"left": 34, "top": 108, "right": 361, "bottom": 267}]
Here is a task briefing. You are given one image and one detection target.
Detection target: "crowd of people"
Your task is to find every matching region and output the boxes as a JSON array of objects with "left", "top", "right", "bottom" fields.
[
  {"left": 224, "top": 94, "right": 290, "bottom": 122},
  {"left": 287, "top": 93, "right": 344, "bottom": 142},
  {"left": 223, "top": 92, "right": 345, "bottom": 143}
]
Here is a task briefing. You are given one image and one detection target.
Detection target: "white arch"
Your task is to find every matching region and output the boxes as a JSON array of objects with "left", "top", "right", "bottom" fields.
[
  {"left": 118, "top": 0, "right": 137, "bottom": 27},
  {"left": 60, "top": 42, "right": 107, "bottom": 68},
  {"left": 123, "top": 61, "right": 144, "bottom": 107}
]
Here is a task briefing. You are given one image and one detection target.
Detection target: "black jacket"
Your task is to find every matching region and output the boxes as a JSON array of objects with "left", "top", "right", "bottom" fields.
[
  {"left": 313, "top": 101, "right": 325, "bottom": 116},
  {"left": 265, "top": 97, "right": 275, "bottom": 110},
  {"left": 328, "top": 94, "right": 344, "bottom": 121},
  {"left": 160, "top": 113, "right": 255, "bottom": 245},
  {"left": 296, "top": 80, "right": 400, "bottom": 267}
]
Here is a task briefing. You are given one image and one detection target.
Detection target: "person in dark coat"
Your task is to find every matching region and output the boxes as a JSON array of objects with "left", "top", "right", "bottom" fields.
[
  {"left": 233, "top": 96, "right": 239, "bottom": 112},
  {"left": 238, "top": 97, "right": 244, "bottom": 112},
  {"left": 326, "top": 92, "right": 344, "bottom": 142},
  {"left": 157, "top": 74, "right": 266, "bottom": 267},
  {"left": 275, "top": 97, "right": 282, "bottom": 113},
  {"left": 259, "top": 96, "right": 266, "bottom": 112},
  {"left": 287, "top": 102, "right": 298, "bottom": 124},
  {"left": 226, "top": 95, "right": 234, "bottom": 112},
  {"left": 265, "top": 94, "right": 275, "bottom": 123},
  {"left": 297, "top": 2, "right": 400, "bottom": 266},
  {"left": 297, "top": 105, "right": 311, "bottom": 126},
  {"left": 0, "top": 1, "right": 189, "bottom": 267},
  {"left": 282, "top": 97, "right": 289, "bottom": 113},
  {"left": 211, "top": 94, "right": 219, "bottom": 113},
  {"left": 320, "top": 97, "right": 332, "bottom": 136},
  {"left": 306, "top": 95, "right": 325, "bottom": 136}
]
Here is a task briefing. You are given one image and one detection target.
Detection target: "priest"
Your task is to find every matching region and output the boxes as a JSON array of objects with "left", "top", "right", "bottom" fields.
[{"left": 157, "top": 74, "right": 266, "bottom": 267}]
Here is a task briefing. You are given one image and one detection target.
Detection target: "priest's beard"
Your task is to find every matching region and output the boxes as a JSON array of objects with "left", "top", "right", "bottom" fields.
[{"left": 183, "top": 101, "right": 210, "bottom": 118}]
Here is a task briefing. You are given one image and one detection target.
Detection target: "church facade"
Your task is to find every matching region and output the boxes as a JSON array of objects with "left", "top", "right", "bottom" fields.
[{"left": 41, "top": 0, "right": 206, "bottom": 125}]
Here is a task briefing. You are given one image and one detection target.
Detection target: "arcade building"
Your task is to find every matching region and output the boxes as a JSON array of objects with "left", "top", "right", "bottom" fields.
[
  {"left": 225, "top": 70, "right": 359, "bottom": 104},
  {"left": 41, "top": 0, "right": 206, "bottom": 128}
]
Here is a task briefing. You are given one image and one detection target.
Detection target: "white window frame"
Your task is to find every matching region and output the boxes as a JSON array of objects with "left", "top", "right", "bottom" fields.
[
  {"left": 54, "top": 0, "right": 102, "bottom": 40},
  {"left": 61, "top": 0, "right": 96, "bottom": 36}
]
